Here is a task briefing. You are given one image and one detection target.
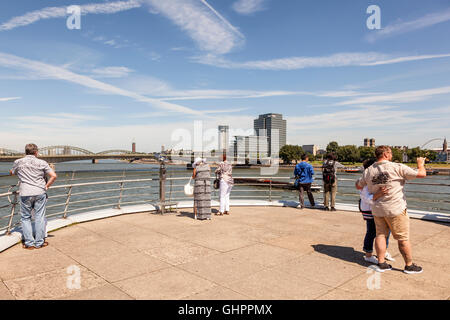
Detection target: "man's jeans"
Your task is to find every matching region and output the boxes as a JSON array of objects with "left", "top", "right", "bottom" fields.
[{"left": 20, "top": 194, "right": 47, "bottom": 247}]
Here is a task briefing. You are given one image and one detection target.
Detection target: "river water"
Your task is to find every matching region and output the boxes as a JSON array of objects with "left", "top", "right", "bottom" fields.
[{"left": 1, "top": 160, "right": 449, "bottom": 231}]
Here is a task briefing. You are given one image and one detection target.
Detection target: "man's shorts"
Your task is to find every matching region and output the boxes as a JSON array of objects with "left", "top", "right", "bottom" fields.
[{"left": 373, "top": 209, "right": 409, "bottom": 241}]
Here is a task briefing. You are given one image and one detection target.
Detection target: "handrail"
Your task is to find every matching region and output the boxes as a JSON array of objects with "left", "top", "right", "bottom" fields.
[{"left": 1, "top": 172, "right": 449, "bottom": 234}]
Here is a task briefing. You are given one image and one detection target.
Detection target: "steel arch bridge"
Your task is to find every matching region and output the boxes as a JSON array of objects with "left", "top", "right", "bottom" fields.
[
  {"left": 421, "top": 138, "right": 445, "bottom": 149},
  {"left": 39, "top": 146, "right": 95, "bottom": 156},
  {"left": 0, "top": 148, "right": 23, "bottom": 155},
  {"left": 96, "top": 150, "right": 133, "bottom": 155}
]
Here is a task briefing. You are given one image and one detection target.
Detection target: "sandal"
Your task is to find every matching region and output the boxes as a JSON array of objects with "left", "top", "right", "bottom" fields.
[{"left": 23, "top": 245, "right": 34, "bottom": 250}]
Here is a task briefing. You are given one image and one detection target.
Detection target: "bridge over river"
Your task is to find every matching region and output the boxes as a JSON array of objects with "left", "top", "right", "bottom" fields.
[{"left": 0, "top": 145, "right": 158, "bottom": 163}]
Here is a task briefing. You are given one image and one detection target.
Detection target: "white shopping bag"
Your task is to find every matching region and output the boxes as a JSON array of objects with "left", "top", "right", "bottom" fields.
[{"left": 184, "top": 177, "right": 193, "bottom": 196}]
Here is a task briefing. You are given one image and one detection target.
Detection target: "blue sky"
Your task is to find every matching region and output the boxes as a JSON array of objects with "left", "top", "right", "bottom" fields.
[{"left": 0, "top": 0, "right": 449, "bottom": 152}]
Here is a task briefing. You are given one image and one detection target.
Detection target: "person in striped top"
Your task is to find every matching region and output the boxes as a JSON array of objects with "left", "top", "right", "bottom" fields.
[{"left": 359, "top": 159, "right": 395, "bottom": 264}]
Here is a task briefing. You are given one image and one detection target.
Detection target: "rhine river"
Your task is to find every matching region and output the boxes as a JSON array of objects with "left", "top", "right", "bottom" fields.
[{"left": 0, "top": 160, "right": 449, "bottom": 231}]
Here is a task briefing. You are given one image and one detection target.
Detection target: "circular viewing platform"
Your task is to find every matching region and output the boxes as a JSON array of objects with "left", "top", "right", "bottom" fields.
[{"left": 0, "top": 205, "right": 448, "bottom": 300}]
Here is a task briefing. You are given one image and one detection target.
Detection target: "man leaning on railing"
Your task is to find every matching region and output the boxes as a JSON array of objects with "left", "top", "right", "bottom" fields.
[{"left": 9, "top": 143, "right": 57, "bottom": 249}]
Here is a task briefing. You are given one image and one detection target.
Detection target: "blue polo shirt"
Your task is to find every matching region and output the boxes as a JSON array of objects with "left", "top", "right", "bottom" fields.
[{"left": 294, "top": 161, "right": 314, "bottom": 184}]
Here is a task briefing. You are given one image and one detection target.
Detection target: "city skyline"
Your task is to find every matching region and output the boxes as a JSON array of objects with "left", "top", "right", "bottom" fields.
[{"left": 0, "top": 0, "right": 449, "bottom": 152}]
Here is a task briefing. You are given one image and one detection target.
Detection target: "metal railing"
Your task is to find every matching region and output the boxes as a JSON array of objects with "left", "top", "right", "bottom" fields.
[{"left": 1, "top": 169, "right": 449, "bottom": 235}]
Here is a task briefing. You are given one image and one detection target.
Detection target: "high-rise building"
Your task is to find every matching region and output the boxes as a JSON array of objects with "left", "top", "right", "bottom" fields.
[
  {"left": 218, "top": 125, "right": 229, "bottom": 152},
  {"left": 231, "top": 134, "right": 269, "bottom": 163},
  {"left": 254, "top": 113, "right": 286, "bottom": 156},
  {"left": 132, "top": 142, "right": 136, "bottom": 153}
]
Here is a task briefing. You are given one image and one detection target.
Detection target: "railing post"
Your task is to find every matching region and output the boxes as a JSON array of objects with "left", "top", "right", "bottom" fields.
[
  {"left": 63, "top": 186, "right": 72, "bottom": 219},
  {"left": 269, "top": 179, "right": 272, "bottom": 202},
  {"left": 168, "top": 178, "right": 173, "bottom": 203},
  {"left": 6, "top": 191, "right": 18, "bottom": 235},
  {"left": 117, "top": 182, "right": 124, "bottom": 209},
  {"left": 159, "top": 160, "right": 166, "bottom": 214}
]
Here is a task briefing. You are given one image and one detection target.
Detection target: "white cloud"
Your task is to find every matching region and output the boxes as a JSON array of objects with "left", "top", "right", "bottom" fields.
[
  {"left": 194, "top": 52, "right": 450, "bottom": 70},
  {"left": 366, "top": 8, "right": 450, "bottom": 43},
  {"left": 0, "top": 0, "right": 243, "bottom": 55},
  {"left": 144, "top": 0, "right": 244, "bottom": 54},
  {"left": 0, "top": 51, "right": 201, "bottom": 115},
  {"left": 91, "top": 66, "right": 134, "bottom": 78},
  {"left": 232, "top": 0, "right": 267, "bottom": 15},
  {"left": 9, "top": 113, "right": 102, "bottom": 128},
  {"left": 116, "top": 74, "right": 378, "bottom": 101},
  {"left": 1, "top": 114, "right": 258, "bottom": 152},
  {"left": 336, "top": 86, "right": 450, "bottom": 106},
  {"left": 0, "top": 0, "right": 142, "bottom": 31},
  {"left": 115, "top": 75, "right": 377, "bottom": 101},
  {"left": 88, "top": 33, "right": 133, "bottom": 49},
  {"left": 287, "top": 105, "right": 450, "bottom": 148},
  {"left": 0, "top": 97, "right": 21, "bottom": 102},
  {"left": 158, "top": 89, "right": 373, "bottom": 101},
  {"left": 361, "top": 54, "right": 450, "bottom": 66}
]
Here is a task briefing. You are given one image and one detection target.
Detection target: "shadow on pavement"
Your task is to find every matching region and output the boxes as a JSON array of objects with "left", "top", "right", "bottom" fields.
[
  {"left": 177, "top": 209, "right": 219, "bottom": 220},
  {"left": 311, "top": 243, "right": 402, "bottom": 272}
]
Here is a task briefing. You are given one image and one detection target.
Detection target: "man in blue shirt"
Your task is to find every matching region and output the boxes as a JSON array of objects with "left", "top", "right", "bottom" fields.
[{"left": 294, "top": 154, "right": 315, "bottom": 209}]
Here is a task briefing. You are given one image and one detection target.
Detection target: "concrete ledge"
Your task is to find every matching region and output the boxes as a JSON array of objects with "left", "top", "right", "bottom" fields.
[
  {"left": 1, "top": 200, "right": 448, "bottom": 253},
  {"left": 0, "top": 231, "right": 21, "bottom": 253}
]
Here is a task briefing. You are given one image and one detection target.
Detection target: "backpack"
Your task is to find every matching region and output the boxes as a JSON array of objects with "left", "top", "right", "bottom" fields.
[
  {"left": 294, "top": 163, "right": 306, "bottom": 188},
  {"left": 322, "top": 160, "right": 335, "bottom": 184}
]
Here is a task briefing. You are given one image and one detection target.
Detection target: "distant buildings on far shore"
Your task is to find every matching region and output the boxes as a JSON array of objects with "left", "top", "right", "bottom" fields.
[
  {"left": 302, "top": 145, "right": 319, "bottom": 156},
  {"left": 363, "top": 138, "right": 376, "bottom": 147}
]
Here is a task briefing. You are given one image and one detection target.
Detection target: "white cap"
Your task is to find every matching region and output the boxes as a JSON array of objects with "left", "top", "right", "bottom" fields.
[{"left": 193, "top": 157, "right": 206, "bottom": 168}]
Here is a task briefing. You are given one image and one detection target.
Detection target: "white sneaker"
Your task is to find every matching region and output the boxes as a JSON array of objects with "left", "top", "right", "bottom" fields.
[
  {"left": 364, "top": 255, "right": 379, "bottom": 264},
  {"left": 385, "top": 252, "right": 396, "bottom": 261}
]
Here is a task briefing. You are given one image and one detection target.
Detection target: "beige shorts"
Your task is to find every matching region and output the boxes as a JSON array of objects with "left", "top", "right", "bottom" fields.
[{"left": 374, "top": 209, "right": 410, "bottom": 241}]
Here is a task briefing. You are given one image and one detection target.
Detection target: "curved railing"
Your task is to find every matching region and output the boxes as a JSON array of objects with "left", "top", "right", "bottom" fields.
[{"left": 1, "top": 172, "right": 449, "bottom": 235}]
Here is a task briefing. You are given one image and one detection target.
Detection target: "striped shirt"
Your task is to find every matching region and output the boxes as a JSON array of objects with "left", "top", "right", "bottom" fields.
[{"left": 359, "top": 186, "right": 374, "bottom": 220}]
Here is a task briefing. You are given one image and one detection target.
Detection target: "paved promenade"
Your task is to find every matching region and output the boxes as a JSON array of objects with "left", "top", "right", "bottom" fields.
[{"left": 0, "top": 206, "right": 448, "bottom": 300}]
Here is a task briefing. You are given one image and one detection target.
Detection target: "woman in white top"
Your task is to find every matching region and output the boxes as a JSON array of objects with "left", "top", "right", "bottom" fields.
[{"left": 215, "top": 154, "right": 234, "bottom": 215}]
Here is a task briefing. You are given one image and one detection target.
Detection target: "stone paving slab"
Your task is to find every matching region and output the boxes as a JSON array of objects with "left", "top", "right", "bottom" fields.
[
  {"left": 225, "top": 268, "right": 332, "bottom": 300},
  {"left": 183, "top": 285, "right": 250, "bottom": 300},
  {"left": 60, "top": 284, "right": 133, "bottom": 300},
  {"left": 114, "top": 267, "right": 216, "bottom": 300},
  {"left": 0, "top": 246, "right": 77, "bottom": 281},
  {"left": 177, "top": 252, "right": 267, "bottom": 286},
  {"left": 0, "top": 206, "right": 448, "bottom": 300},
  {"left": 276, "top": 252, "right": 367, "bottom": 288},
  {"left": 0, "top": 281, "right": 14, "bottom": 300},
  {"left": 4, "top": 266, "right": 107, "bottom": 300},
  {"left": 143, "top": 242, "right": 219, "bottom": 266}
]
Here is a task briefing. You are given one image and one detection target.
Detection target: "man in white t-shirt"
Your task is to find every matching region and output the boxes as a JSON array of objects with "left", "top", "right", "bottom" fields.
[
  {"left": 10, "top": 144, "right": 57, "bottom": 249},
  {"left": 356, "top": 146, "right": 426, "bottom": 274}
]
